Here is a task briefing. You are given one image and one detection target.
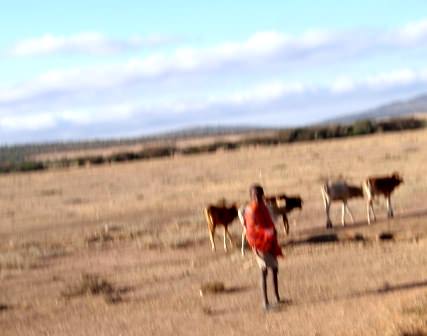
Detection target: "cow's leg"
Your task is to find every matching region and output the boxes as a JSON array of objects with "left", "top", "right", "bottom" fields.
[
  {"left": 204, "top": 209, "right": 216, "bottom": 251},
  {"left": 282, "top": 214, "right": 290, "bottom": 235},
  {"left": 209, "top": 226, "right": 216, "bottom": 251},
  {"left": 225, "top": 226, "right": 234, "bottom": 248},
  {"left": 367, "top": 200, "right": 371, "bottom": 224},
  {"left": 386, "top": 196, "right": 394, "bottom": 218},
  {"left": 341, "top": 201, "right": 346, "bottom": 226},
  {"left": 367, "top": 198, "right": 376, "bottom": 224},
  {"left": 345, "top": 202, "right": 355, "bottom": 223},
  {"left": 324, "top": 199, "right": 332, "bottom": 229},
  {"left": 223, "top": 226, "right": 228, "bottom": 252},
  {"left": 370, "top": 199, "right": 376, "bottom": 222}
]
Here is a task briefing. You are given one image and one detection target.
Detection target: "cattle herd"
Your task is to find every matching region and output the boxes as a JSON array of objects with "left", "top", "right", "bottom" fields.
[{"left": 204, "top": 172, "right": 403, "bottom": 254}]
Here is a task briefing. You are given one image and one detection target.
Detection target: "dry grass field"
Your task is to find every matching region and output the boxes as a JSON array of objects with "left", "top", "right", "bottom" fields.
[{"left": 1, "top": 128, "right": 427, "bottom": 335}]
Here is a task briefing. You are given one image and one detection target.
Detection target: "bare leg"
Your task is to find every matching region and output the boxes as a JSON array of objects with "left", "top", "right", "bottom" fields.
[
  {"left": 261, "top": 268, "right": 269, "bottom": 309},
  {"left": 241, "top": 229, "right": 246, "bottom": 256},
  {"left": 272, "top": 268, "right": 280, "bottom": 303}
]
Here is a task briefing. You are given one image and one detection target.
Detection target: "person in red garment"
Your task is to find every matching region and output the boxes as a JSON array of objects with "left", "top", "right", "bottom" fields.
[{"left": 244, "top": 184, "right": 283, "bottom": 310}]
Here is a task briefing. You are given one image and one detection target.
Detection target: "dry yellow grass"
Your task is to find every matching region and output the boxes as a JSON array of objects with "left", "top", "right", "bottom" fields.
[{"left": 1, "top": 128, "right": 427, "bottom": 335}]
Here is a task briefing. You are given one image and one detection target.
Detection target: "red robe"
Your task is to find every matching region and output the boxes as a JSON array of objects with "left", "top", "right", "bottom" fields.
[{"left": 244, "top": 200, "right": 283, "bottom": 257}]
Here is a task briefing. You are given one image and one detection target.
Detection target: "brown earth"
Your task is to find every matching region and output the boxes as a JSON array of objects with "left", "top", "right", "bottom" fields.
[{"left": 1, "top": 128, "right": 427, "bottom": 335}]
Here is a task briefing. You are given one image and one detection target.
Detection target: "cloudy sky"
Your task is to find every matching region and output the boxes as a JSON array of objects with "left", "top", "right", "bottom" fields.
[{"left": 1, "top": 0, "right": 427, "bottom": 144}]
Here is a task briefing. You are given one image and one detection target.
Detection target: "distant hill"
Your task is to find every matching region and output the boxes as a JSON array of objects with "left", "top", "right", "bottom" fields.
[{"left": 323, "top": 93, "right": 427, "bottom": 124}]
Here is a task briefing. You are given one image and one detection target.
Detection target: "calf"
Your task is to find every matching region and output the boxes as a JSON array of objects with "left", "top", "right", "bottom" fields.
[
  {"left": 204, "top": 203, "right": 238, "bottom": 252},
  {"left": 265, "top": 194, "right": 303, "bottom": 235},
  {"left": 321, "top": 181, "right": 364, "bottom": 228},
  {"left": 363, "top": 172, "right": 403, "bottom": 224}
]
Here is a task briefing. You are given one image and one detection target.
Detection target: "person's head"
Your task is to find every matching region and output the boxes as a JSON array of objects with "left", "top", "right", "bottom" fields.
[{"left": 250, "top": 184, "right": 264, "bottom": 203}]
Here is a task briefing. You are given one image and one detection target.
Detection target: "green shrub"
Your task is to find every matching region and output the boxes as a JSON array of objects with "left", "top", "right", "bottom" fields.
[
  {"left": 351, "top": 120, "right": 376, "bottom": 135},
  {"left": 16, "top": 161, "right": 45, "bottom": 172},
  {"left": 87, "top": 156, "right": 105, "bottom": 165}
]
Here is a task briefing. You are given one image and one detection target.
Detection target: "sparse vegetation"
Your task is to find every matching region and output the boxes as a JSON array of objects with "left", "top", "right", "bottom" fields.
[
  {"left": 199, "top": 281, "right": 226, "bottom": 296},
  {"left": 0, "top": 242, "right": 68, "bottom": 270},
  {"left": 61, "top": 273, "right": 124, "bottom": 303},
  {"left": 379, "top": 232, "right": 395, "bottom": 240}
]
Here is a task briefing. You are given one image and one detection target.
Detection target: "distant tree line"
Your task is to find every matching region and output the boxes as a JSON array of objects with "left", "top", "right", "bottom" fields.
[{"left": 0, "top": 117, "right": 425, "bottom": 174}]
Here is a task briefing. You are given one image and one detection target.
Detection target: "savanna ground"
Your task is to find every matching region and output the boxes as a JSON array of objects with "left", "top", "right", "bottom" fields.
[{"left": 1, "top": 128, "right": 427, "bottom": 335}]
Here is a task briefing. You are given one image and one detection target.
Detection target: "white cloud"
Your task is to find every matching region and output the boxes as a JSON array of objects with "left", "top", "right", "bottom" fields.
[
  {"left": 4, "top": 19, "right": 427, "bottom": 81},
  {"left": 0, "top": 27, "right": 371, "bottom": 107},
  {"left": 395, "top": 19, "right": 427, "bottom": 44},
  {"left": 2, "top": 19, "right": 427, "bottom": 143},
  {"left": 0, "top": 113, "right": 55, "bottom": 131},
  {"left": 330, "top": 77, "right": 356, "bottom": 94},
  {"left": 2, "top": 68, "right": 427, "bottom": 138},
  {"left": 225, "top": 82, "right": 307, "bottom": 104},
  {"left": 8, "top": 32, "right": 175, "bottom": 56}
]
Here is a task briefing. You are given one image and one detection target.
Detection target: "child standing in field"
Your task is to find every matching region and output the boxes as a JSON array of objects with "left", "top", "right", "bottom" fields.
[{"left": 243, "top": 184, "right": 283, "bottom": 310}]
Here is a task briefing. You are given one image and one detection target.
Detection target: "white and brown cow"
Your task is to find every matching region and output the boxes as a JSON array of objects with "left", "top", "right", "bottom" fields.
[
  {"left": 204, "top": 203, "right": 238, "bottom": 252},
  {"left": 363, "top": 172, "right": 403, "bottom": 224},
  {"left": 321, "top": 181, "right": 364, "bottom": 228}
]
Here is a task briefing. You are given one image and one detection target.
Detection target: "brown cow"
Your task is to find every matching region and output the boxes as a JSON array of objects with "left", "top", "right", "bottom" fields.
[
  {"left": 363, "top": 172, "right": 403, "bottom": 224},
  {"left": 204, "top": 203, "right": 238, "bottom": 252}
]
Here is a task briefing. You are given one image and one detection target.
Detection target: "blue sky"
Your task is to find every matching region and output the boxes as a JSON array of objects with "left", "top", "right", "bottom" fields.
[{"left": 1, "top": 0, "right": 427, "bottom": 144}]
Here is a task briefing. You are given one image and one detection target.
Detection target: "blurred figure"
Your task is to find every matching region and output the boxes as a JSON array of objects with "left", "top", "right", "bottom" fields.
[{"left": 243, "top": 184, "right": 283, "bottom": 310}]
